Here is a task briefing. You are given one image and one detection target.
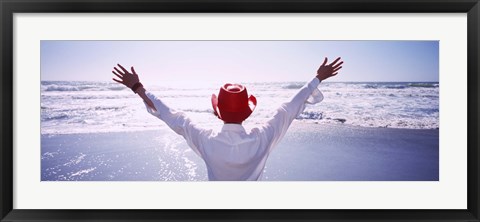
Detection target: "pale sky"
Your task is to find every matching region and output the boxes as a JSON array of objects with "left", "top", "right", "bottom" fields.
[{"left": 41, "top": 41, "right": 439, "bottom": 83}]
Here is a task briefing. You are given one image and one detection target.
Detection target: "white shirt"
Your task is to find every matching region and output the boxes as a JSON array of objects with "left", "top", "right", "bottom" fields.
[{"left": 144, "top": 78, "right": 323, "bottom": 181}]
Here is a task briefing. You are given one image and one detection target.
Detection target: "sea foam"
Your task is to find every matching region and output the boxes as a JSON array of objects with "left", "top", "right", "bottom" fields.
[{"left": 41, "top": 81, "right": 439, "bottom": 134}]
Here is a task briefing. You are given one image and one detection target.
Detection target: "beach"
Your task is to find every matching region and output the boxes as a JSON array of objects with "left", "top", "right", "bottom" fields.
[
  {"left": 41, "top": 80, "right": 439, "bottom": 181},
  {"left": 41, "top": 122, "right": 439, "bottom": 181}
]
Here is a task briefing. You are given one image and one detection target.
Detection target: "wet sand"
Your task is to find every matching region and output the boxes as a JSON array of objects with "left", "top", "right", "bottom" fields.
[{"left": 41, "top": 122, "right": 438, "bottom": 181}]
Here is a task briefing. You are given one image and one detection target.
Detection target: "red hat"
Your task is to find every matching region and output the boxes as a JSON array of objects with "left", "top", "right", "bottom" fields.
[{"left": 211, "top": 83, "right": 257, "bottom": 123}]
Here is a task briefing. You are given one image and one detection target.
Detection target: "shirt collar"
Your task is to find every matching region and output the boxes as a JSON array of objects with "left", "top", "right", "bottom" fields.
[{"left": 221, "top": 124, "right": 246, "bottom": 132}]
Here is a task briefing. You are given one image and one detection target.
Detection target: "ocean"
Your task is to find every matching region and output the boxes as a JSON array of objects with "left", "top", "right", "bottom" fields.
[{"left": 40, "top": 80, "right": 439, "bottom": 135}]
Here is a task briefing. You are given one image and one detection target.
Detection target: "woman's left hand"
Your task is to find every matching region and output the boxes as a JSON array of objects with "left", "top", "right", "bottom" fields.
[{"left": 112, "top": 64, "right": 140, "bottom": 89}]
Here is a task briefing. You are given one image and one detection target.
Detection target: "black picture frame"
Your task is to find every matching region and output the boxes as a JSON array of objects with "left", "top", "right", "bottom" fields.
[{"left": 1, "top": 0, "right": 479, "bottom": 221}]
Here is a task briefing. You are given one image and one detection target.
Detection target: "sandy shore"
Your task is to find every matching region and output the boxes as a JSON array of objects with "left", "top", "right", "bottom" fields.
[{"left": 41, "top": 122, "right": 438, "bottom": 181}]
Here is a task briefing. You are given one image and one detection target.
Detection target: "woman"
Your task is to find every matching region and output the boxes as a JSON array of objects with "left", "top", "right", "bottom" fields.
[{"left": 112, "top": 57, "right": 343, "bottom": 180}]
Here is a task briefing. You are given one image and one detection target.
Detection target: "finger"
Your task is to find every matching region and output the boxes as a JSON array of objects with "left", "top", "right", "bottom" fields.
[
  {"left": 333, "top": 66, "right": 342, "bottom": 72},
  {"left": 321, "top": 57, "right": 328, "bottom": 66},
  {"left": 332, "top": 72, "right": 339, "bottom": 76},
  {"left": 112, "top": 78, "right": 123, "bottom": 84},
  {"left": 112, "top": 71, "right": 123, "bottom": 80},
  {"left": 112, "top": 70, "right": 123, "bottom": 76},
  {"left": 329, "top": 57, "right": 341, "bottom": 66},
  {"left": 117, "top": 64, "right": 129, "bottom": 74},
  {"left": 131, "top": 66, "right": 137, "bottom": 75},
  {"left": 114, "top": 67, "right": 124, "bottom": 75},
  {"left": 332, "top": 61, "right": 343, "bottom": 69}
]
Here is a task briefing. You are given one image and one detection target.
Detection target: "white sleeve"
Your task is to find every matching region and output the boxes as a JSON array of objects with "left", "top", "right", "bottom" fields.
[
  {"left": 258, "top": 78, "right": 323, "bottom": 152},
  {"left": 143, "top": 91, "right": 210, "bottom": 157}
]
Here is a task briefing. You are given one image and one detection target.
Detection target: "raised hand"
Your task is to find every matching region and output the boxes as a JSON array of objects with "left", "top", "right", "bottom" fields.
[
  {"left": 112, "top": 64, "right": 140, "bottom": 89},
  {"left": 316, "top": 57, "right": 343, "bottom": 81},
  {"left": 112, "top": 64, "right": 157, "bottom": 111}
]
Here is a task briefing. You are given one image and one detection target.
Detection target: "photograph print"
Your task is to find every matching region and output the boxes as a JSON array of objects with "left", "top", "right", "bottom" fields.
[{"left": 41, "top": 40, "right": 439, "bottom": 181}]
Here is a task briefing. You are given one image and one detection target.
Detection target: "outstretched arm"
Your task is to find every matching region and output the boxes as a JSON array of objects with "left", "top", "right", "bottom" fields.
[
  {"left": 111, "top": 64, "right": 209, "bottom": 158},
  {"left": 112, "top": 64, "right": 157, "bottom": 112},
  {"left": 259, "top": 57, "right": 343, "bottom": 151}
]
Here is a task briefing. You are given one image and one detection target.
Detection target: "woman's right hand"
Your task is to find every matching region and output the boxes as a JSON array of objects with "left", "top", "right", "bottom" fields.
[{"left": 316, "top": 57, "right": 343, "bottom": 81}]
